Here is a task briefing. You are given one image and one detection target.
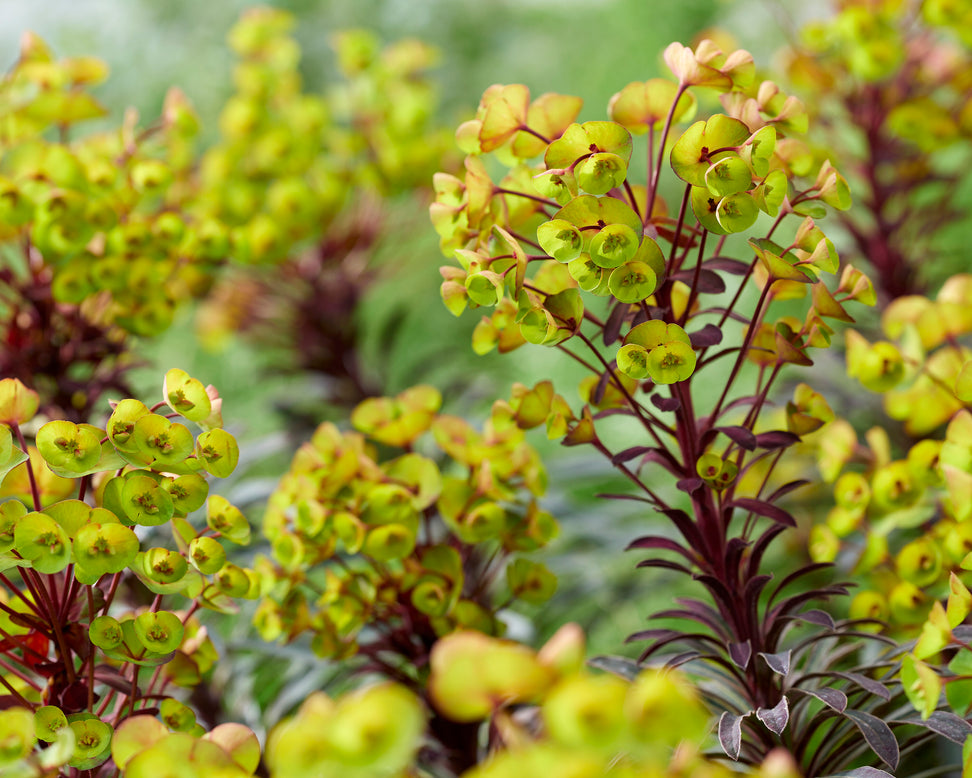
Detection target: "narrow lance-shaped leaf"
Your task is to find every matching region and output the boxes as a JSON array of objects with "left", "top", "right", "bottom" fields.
[{"left": 842, "top": 709, "right": 899, "bottom": 771}]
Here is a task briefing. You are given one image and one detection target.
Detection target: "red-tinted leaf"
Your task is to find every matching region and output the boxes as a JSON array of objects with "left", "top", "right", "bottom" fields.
[
  {"left": 793, "top": 609, "right": 836, "bottom": 630},
  {"left": 603, "top": 302, "right": 627, "bottom": 346},
  {"left": 732, "top": 498, "right": 796, "bottom": 527},
  {"left": 746, "top": 524, "right": 787, "bottom": 579},
  {"left": 627, "top": 535, "right": 694, "bottom": 562},
  {"left": 842, "top": 709, "right": 899, "bottom": 770},
  {"left": 839, "top": 769, "right": 895, "bottom": 778},
  {"left": 660, "top": 508, "right": 703, "bottom": 550},
  {"left": 677, "top": 477, "right": 704, "bottom": 493},
  {"left": 728, "top": 640, "right": 751, "bottom": 669},
  {"left": 650, "top": 394, "right": 681, "bottom": 411},
  {"left": 756, "top": 696, "right": 789, "bottom": 734},
  {"left": 718, "top": 425, "right": 756, "bottom": 450},
  {"left": 769, "top": 562, "right": 836, "bottom": 604},
  {"left": 612, "top": 446, "right": 654, "bottom": 465},
  {"left": 831, "top": 672, "right": 891, "bottom": 701},
  {"left": 706, "top": 256, "right": 751, "bottom": 275},
  {"left": 801, "top": 687, "right": 847, "bottom": 713},
  {"left": 94, "top": 665, "right": 133, "bottom": 694},
  {"left": 689, "top": 324, "right": 723, "bottom": 348},
  {"left": 718, "top": 711, "right": 745, "bottom": 760},
  {"left": 889, "top": 711, "right": 972, "bottom": 745},
  {"left": 754, "top": 430, "right": 801, "bottom": 449},
  {"left": 766, "top": 479, "right": 811, "bottom": 503},
  {"left": 672, "top": 268, "right": 727, "bottom": 294},
  {"left": 635, "top": 558, "right": 694, "bottom": 575},
  {"left": 759, "top": 650, "right": 791, "bottom": 676}
]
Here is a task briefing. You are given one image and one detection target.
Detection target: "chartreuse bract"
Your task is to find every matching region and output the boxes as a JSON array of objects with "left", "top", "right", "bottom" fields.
[
  {"left": 0, "top": 371, "right": 266, "bottom": 777},
  {"left": 426, "top": 32, "right": 945, "bottom": 775}
]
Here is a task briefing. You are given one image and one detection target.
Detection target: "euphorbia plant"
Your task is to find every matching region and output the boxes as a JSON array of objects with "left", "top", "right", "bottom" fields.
[
  {"left": 256, "top": 385, "right": 559, "bottom": 773},
  {"left": 0, "top": 371, "right": 263, "bottom": 777},
  {"left": 428, "top": 36, "right": 958, "bottom": 774}
]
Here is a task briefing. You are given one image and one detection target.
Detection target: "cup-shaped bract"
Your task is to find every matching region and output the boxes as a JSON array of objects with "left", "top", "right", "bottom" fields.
[
  {"left": 428, "top": 631, "right": 554, "bottom": 722},
  {"left": 506, "top": 557, "right": 557, "bottom": 605},
  {"left": 122, "top": 474, "right": 176, "bottom": 526},
  {"left": 537, "top": 219, "right": 583, "bottom": 263},
  {"left": 34, "top": 706, "right": 68, "bottom": 744},
  {"left": 189, "top": 536, "right": 227, "bottom": 575},
  {"left": 0, "top": 378, "right": 39, "bottom": 426},
  {"left": 89, "top": 615, "right": 124, "bottom": 650},
  {"left": 107, "top": 399, "right": 151, "bottom": 451},
  {"left": 207, "top": 495, "right": 250, "bottom": 545},
  {"left": 35, "top": 420, "right": 102, "bottom": 474},
  {"left": 542, "top": 673, "right": 628, "bottom": 752},
  {"left": 14, "top": 511, "right": 71, "bottom": 573},
  {"left": 324, "top": 684, "right": 425, "bottom": 771},
  {"left": 195, "top": 428, "right": 239, "bottom": 478},
  {"left": 168, "top": 474, "right": 210, "bottom": 516},
  {"left": 164, "top": 369, "right": 213, "bottom": 423},
  {"left": 133, "top": 610, "right": 185, "bottom": 655},
  {"left": 608, "top": 261, "right": 657, "bottom": 304},
  {"left": 132, "top": 415, "right": 194, "bottom": 467},
  {"left": 66, "top": 714, "right": 112, "bottom": 770},
  {"left": 0, "top": 708, "right": 36, "bottom": 766},
  {"left": 73, "top": 522, "right": 139, "bottom": 580}
]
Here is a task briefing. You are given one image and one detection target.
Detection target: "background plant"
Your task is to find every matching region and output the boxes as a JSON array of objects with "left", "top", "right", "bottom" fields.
[{"left": 780, "top": 0, "right": 972, "bottom": 301}]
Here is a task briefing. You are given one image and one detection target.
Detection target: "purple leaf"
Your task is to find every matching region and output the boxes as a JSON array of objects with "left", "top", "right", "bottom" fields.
[
  {"left": 718, "top": 425, "right": 757, "bottom": 450},
  {"left": 612, "top": 446, "right": 653, "bottom": 465},
  {"left": 842, "top": 709, "right": 899, "bottom": 770},
  {"left": 706, "top": 256, "right": 751, "bottom": 275},
  {"left": 728, "top": 640, "right": 751, "bottom": 669},
  {"left": 756, "top": 696, "right": 789, "bottom": 735},
  {"left": 650, "top": 394, "right": 680, "bottom": 411},
  {"left": 890, "top": 710, "right": 972, "bottom": 745},
  {"left": 794, "top": 609, "right": 836, "bottom": 630},
  {"left": 635, "top": 558, "right": 693, "bottom": 575},
  {"left": 592, "top": 370, "right": 612, "bottom": 405},
  {"left": 832, "top": 672, "right": 891, "bottom": 701},
  {"left": 718, "top": 711, "right": 745, "bottom": 760},
  {"left": 754, "top": 430, "right": 802, "bottom": 449},
  {"left": 689, "top": 323, "right": 723, "bottom": 348},
  {"left": 804, "top": 687, "right": 847, "bottom": 713},
  {"left": 603, "top": 302, "right": 627, "bottom": 346},
  {"left": 626, "top": 535, "right": 694, "bottom": 561},
  {"left": 659, "top": 508, "right": 704, "bottom": 549},
  {"left": 838, "top": 768, "right": 895, "bottom": 778},
  {"left": 672, "top": 267, "right": 727, "bottom": 294},
  {"left": 759, "top": 650, "right": 791, "bottom": 676},
  {"left": 732, "top": 498, "right": 797, "bottom": 527},
  {"left": 766, "top": 479, "right": 811, "bottom": 503},
  {"left": 677, "top": 477, "right": 704, "bottom": 494}
]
